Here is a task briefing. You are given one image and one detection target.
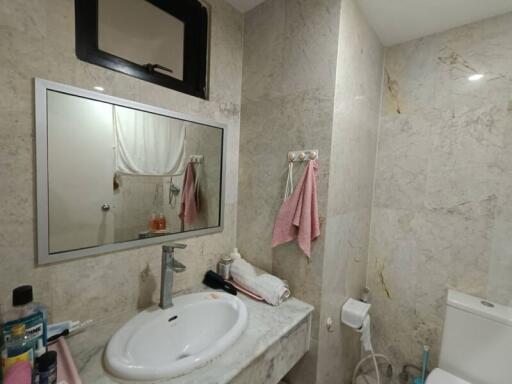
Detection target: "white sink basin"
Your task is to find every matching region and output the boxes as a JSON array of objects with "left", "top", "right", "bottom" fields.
[{"left": 104, "top": 291, "right": 248, "bottom": 381}]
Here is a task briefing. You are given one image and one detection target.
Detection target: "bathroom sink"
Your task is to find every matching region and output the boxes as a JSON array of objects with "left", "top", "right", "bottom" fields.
[{"left": 104, "top": 291, "right": 248, "bottom": 381}]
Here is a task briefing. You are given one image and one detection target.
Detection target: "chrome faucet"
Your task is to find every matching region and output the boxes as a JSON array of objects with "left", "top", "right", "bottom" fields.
[{"left": 159, "top": 243, "right": 187, "bottom": 309}]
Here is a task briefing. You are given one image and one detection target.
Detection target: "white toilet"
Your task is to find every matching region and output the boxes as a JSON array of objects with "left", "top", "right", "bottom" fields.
[{"left": 426, "top": 290, "right": 512, "bottom": 384}]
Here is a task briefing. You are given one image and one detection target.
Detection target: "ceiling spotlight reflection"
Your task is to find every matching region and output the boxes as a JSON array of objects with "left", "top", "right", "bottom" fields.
[
  {"left": 93, "top": 86, "right": 105, "bottom": 92},
  {"left": 468, "top": 74, "right": 484, "bottom": 82}
]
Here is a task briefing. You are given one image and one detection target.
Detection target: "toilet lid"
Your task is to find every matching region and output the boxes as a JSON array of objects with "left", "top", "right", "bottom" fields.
[{"left": 426, "top": 369, "right": 471, "bottom": 384}]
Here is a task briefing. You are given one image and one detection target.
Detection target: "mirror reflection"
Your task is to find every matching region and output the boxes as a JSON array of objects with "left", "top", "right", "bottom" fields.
[{"left": 46, "top": 90, "right": 223, "bottom": 255}]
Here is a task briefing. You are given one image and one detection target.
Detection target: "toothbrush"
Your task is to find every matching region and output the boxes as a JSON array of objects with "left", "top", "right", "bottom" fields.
[{"left": 48, "top": 319, "right": 94, "bottom": 340}]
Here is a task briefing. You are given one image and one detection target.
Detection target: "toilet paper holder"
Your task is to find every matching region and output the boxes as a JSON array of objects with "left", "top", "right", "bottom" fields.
[{"left": 341, "top": 298, "right": 371, "bottom": 329}]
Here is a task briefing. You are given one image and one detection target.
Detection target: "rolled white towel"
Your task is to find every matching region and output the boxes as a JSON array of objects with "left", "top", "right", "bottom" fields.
[{"left": 231, "top": 257, "right": 290, "bottom": 306}]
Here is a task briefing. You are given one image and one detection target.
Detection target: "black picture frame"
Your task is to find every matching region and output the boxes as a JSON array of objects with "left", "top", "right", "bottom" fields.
[{"left": 75, "top": 0, "right": 209, "bottom": 99}]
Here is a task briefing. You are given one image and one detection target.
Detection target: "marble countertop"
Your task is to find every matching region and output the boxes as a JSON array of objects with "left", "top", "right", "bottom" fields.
[{"left": 66, "top": 286, "right": 313, "bottom": 384}]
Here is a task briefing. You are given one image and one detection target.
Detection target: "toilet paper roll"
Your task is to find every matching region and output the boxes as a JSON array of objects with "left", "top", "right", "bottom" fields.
[
  {"left": 361, "top": 315, "right": 373, "bottom": 352},
  {"left": 341, "top": 298, "right": 371, "bottom": 329}
]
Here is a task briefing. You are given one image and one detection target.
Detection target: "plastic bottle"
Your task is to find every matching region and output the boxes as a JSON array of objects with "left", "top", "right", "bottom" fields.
[
  {"left": 3, "top": 286, "right": 48, "bottom": 353},
  {"left": 148, "top": 213, "right": 158, "bottom": 231},
  {"left": 3, "top": 323, "right": 33, "bottom": 375},
  {"left": 230, "top": 248, "right": 241, "bottom": 260},
  {"left": 217, "top": 248, "right": 240, "bottom": 280},
  {"left": 34, "top": 340, "right": 45, "bottom": 360},
  {"left": 157, "top": 213, "right": 166, "bottom": 230},
  {"left": 36, "top": 351, "right": 57, "bottom": 384}
]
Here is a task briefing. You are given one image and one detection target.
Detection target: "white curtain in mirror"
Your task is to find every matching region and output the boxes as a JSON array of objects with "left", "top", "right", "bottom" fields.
[{"left": 114, "top": 105, "right": 186, "bottom": 176}]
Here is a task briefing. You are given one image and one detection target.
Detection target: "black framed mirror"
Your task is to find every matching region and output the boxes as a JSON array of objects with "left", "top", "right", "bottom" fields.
[{"left": 75, "top": 0, "right": 209, "bottom": 99}]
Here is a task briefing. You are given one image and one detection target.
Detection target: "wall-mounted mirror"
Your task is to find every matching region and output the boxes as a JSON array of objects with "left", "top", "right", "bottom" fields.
[{"left": 35, "top": 79, "right": 225, "bottom": 264}]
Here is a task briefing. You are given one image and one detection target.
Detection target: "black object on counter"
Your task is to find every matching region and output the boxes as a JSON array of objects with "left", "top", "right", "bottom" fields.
[
  {"left": 47, "top": 329, "right": 69, "bottom": 343},
  {"left": 203, "top": 270, "right": 237, "bottom": 295},
  {"left": 37, "top": 351, "right": 57, "bottom": 384},
  {"left": 12, "top": 285, "right": 33, "bottom": 306}
]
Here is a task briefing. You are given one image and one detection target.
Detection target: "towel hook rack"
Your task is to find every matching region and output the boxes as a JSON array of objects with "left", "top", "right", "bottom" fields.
[
  {"left": 287, "top": 149, "right": 318, "bottom": 162},
  {"left": 189, "top": 155, "right": 204, "bottom": 164}
]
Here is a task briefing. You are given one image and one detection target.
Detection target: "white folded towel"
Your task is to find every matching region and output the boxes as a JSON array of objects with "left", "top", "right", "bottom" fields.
[{"left": 230, "top": 256, "right": 291, "bottom": 306}]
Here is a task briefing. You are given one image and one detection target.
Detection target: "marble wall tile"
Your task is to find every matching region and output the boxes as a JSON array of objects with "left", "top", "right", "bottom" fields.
[
  {"left": 372, "top": 114, "right": 431, "bottom": 210},
  {"left": 315, "top": 1, "right": 384, "bottom": 383},
  {"left": 238, "top": 0, "right": 384, "bottom": 383},
  {"left": 488, "top": 175, "right": 512, "bottom": 305},
  {"left": 238, "top": 0, "right": 342, "bottom": 382},
  {"left": 241, "top": 0, "right": 340, "bottom": 103},
  {"left": 317, "top": 211, "right": 373, "bottom": 384},
  {"left": 237, "top": 86, "right": 335, "bottom": 272},
  {"left": 241, "top": 0, "right": 286, "bottom": 102},
  {"left": 368, "top": 11, "right": 512, "bottom": 375},
  {"left": 0, "top": 0, "right": 243, "bottom": 325}
]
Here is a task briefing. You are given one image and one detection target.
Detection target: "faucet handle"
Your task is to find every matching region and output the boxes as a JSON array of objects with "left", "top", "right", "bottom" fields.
[
  {"left": 162, "top": 242, "right": 187, "bottom": 252},
  {"left": 171, "top": 258, "right": 186, "bottom": 273}
]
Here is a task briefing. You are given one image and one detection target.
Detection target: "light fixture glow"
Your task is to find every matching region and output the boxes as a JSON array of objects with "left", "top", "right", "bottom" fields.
[
  {"left": 93, "top": 86, "right": 105, "bottom": 92},
  {"left": 468, "top": 74, "right": 484, "bottom": 82}
]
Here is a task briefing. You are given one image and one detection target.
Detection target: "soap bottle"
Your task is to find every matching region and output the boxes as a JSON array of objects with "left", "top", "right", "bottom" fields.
[
  {"left": 157, "top": 213, "right": 166, "bottom": 231},
  {"left": 217, "top": 248, "right": 240, "bottom": 280},
  {"left": 230, "top": 248, "right": 241, "bottom": 260},
  {"left": 149, "top": 213, "right": 158, "bottom": 232}
]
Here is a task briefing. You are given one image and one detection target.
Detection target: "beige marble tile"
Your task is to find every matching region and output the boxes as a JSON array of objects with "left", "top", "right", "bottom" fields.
[
  {"left": 237, "top": 86, "right": 335, "bottom": 272},
  {"left": 238, "top": 1, "right": 384, "bottom": 383},
  {"left": 240, "top": 0, "right": 286, "bottom": 102},
  {"left": 314, "top": 1, "right": 384, "bottom": 381},
  {"left": 317, "top": 211, "right": 373, "bottom": 384},
  {"left": 0, "top": 0, "right": 243, "bottom": 328},
  {"left": 238, "top": 1, "right": 345, "bottom": 382},
  {"left": 368, "top": 11, "right": 512, "bottom": 375}
]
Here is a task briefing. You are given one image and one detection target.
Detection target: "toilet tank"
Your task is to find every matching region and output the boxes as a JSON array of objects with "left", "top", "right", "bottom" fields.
[{"left": 439, "top": 290, "right": 512, "bottom": 384}]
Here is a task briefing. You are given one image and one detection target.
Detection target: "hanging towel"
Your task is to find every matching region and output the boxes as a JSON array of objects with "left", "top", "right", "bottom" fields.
[
  {"left": 230, "top": 256, "right": 291, "bottom": 306},
  {"left": 114, "top": 105, "right": 186, "bottom": 176},
  {"left": 179, "top": 162, "right": 199, "bottom": 224},
  {"left": 272, "top": 159, "right": 320, "bottom": 257}
]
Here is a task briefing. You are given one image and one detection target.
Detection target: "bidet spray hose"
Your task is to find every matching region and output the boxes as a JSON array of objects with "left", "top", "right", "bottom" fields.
[
  {"left": 351, "top": 315, "right": 384, "bottom": 384},
  {"left": 371, "top": 348, "right": 381, "bottom": 384},
  {"left": 364, "top": 318, "right": 380, "bottom": 383},
  {"left": 351, "top": 353, "right": 392, "bottom": 384}
]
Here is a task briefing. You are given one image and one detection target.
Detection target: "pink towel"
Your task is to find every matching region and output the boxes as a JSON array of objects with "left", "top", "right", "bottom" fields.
[
  {"left": 49, "top": 337, "right": 82, "bottom": 384},
  {"left": 179, "top": 162, "right": 198, "bottom": 224},
  {"left": 272, "top": 160, "right": 320, "bottom": 257}
]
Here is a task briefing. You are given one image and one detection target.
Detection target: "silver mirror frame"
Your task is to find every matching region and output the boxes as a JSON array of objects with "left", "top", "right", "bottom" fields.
[{"left": 35, "top": 78, "right": 227, "bottom": 265}]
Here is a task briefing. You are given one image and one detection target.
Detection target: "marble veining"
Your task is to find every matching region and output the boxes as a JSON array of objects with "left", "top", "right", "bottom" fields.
[
  {"left": 0, "top": 0, "right": 243, "bottom": 326},
  {"left": 67, "top": 287, "right": 313, "bottom": 384},
  {"left": 316, "top": 0, "right": 384, "bottom": 383},
  {"left": 368, "top": 11, "right": 512, "bottom": 375},
  {"left": 238, "top": 1, "right": 384, "bottom": 383},
  {"left": 238, "top": 1, "right": 342, "bottom": 382}
]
